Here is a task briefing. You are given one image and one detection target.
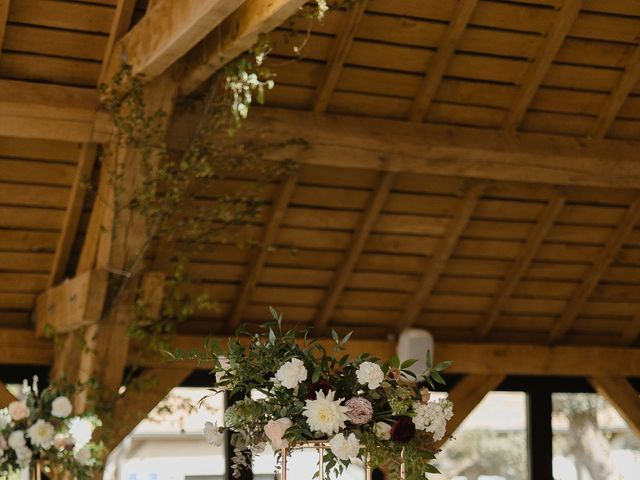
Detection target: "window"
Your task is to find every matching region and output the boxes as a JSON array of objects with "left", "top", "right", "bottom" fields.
[
  {"left": 552, "top": 393, "right": 640, "bottom": 480},
  {"left": 434, "top": 392, "right": 530, "bottom": 480}
]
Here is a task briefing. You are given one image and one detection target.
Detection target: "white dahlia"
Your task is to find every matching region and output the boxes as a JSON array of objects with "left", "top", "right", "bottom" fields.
[
  {"left": 275, "top": 358, "right": 308, "bottom": 389},
  {"left": 27, "top": 419, "right": 55, "bottom": 449},
  {"left": 356, "top": 362, "right": 384, "bottom": 390},
  {"left": 329, "top": 433, "right": 362, "bottom": 461},
  {"left": 303, "top": 390, "right": 349, "bottom": 435}
]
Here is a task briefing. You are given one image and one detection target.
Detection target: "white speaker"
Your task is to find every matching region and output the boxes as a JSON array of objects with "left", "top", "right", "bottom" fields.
[{"left": 396, "top": 329, "right": 434, "bottom": 378}]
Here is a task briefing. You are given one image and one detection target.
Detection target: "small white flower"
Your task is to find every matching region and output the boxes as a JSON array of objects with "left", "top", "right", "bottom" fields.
[
  {"left": 8, "top": 401, "right": 30, "bottom": 421},
  {"left": 203, "top": 421, "right": 224, "bottom": 446},
  {"left": 15, "top": 445, "right": 32, "bottom": 467},
  {"left": 51, "top": 396, "right": 73, "bottom": 418},
  {"left": 8, "top": 430, "right": 26, "bottom": 450},
  {"left": 412, "top": 399, "right": 454, "bottom": 442},
  {"left": 373, "top": 422, "right": 392, "bottom": 440},
  {"left": 356, "top": 362, "right": 384, "bottom": 390},
  {"left": 75, "top": 445, "right": 93, "bottom": 466},
  {"left": 275, "top": 358, "right": 308, "bottom": 389},
  {"left": 27, "top": 419, "right": 55, "bottom": 449},
  {"left": 329, "top": 433, "right": 361, "bottom": 461},
  {"left": 303, "top": 390, "right": 349, "bottom": 435}
]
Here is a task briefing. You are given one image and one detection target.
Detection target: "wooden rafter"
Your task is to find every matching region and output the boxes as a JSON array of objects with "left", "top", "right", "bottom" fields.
[
  {"left": 399, "top": 183, "right": 484, "bottom": 331},
  {"left": 621, "top": 313, "right": 640, "bottom": 346},
  {"left": 548, "top": 197, "right": 640, "bottom": 343},
  {"left": 0, "top": 0, "right": 9, "bottom": 56},
  {"left": 228, "top": 174, "right": 299, "bottom": 332},
  {"left": 433, "top": 374, "right": 505, "bottom": 450},
  {"left": 476, "top": 192, "right": 566, "bottom": 339},
  {"left": 48, "top": 144, "right": 98, "bottom": 287},
  {"left": 106, "top": 367, "right": 193, "bottom": 450},
  {"left": 98, "top": 0, "right": 137, "bottom": 83},
  {"left": 591, "top": 45, "right": 640, "bottom": 139},
  {"left": 102, "top": 0, "right": 247, "bottom": 85},
  {"left": 313, "top": 172, "right": 395, "bottom": 334},
  {"left": 408, "top": 0, "right": 478, "bottom": 122},
  {"left": 172, "top": 107, "right": 640, "bottom": 189},
  {"left": 313, "top": 0, "right": 369, "bottom": 113},
  {"left": 589, "top": 376, "right": 640, "bottom": 437},
  {"left": 180, "top": 0, "right": 308, "bottom": 95},
  {"left": 503, "top": 0, "right": 582, "bottom": 131}
]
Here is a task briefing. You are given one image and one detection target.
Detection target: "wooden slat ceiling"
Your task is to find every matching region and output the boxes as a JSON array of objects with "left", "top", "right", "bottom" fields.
[{"left": 2, "top": 0, "right": 640, "bottom": 348}]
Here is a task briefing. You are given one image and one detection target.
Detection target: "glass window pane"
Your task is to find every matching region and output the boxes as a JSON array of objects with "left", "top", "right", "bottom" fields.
[
  {"left": 552, "top": 393, "right": 640, "bottom": 480},
  {"left": 104, "top": 388, "right": 226, "bottom": 480},
  {"left": 433, "top": 391, "right": 529, "bottom": 480}
]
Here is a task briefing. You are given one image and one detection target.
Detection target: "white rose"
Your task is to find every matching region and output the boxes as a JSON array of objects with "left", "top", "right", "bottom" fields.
[
  {"left": 51, "top": 396, "right": 73, "bottom": 418},
  {"left": 264, "top": 417, "right": 293, "bottom": 450},
  {"left": 75, "top": 445, "right": 93, "bottom": 466},
  {"left": 329, "top": 433, "right": 362, "bottom": 461},
  {"left": 356, "top": 362, "right": 384, "bottom": 390},
  {"left": 15, "top": 445, "right": 32, "bottom": 468},
  {"left": 8, "top": 401, "right": 30, "bottom": 421},
  {"left": 203, "top": 421, "right": 224, "bottom": 447},
  {"left": 275, "top": 358, "right": 308, "bottom": 389},
  {"left": 373, "top": 422, "right": 391, "bottom": 440},
  {"left": 8, "top": 430, "right": 26, "bottom": 450}
]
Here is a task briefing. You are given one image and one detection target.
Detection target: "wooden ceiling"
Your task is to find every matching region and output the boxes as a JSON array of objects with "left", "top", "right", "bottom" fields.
[{"left": 2, "top": 0, "right": 640, "bottom": 358}]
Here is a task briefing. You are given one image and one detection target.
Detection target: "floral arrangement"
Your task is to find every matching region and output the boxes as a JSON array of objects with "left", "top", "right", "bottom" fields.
[
  {"left": 0, "top": 377, "right": 103, "bottom": 479},
  {"left": 186, "top": 309, "right": 453, "bottom": 479}
]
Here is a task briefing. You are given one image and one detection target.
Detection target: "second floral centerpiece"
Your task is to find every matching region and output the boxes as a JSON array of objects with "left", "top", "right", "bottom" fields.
[{"left": 179, "top": 308, "right": 453, "bottom": 479}]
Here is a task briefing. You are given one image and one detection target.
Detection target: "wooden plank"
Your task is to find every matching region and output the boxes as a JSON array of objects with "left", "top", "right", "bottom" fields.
[
  {"left": 433, "top": 374, "right": 506, "bottom": 450},
  {"left": 35, "top": 269, "right": 108, "bottom": 338},
  {"left": 313, "top": 172, "right": 394, "bottom": 333},
  {"left": 228, "top": 174, "right": 298, "bottom": 331},
  {"left": 591, "top": 44, "right": 640, "bottom": 139},
  {"left": 621, "top": 313, "right": 640, "bottom": 345},
  {"left": 0, "top": 329, "right": 53, "bottom": 366},
  {"left": 408, "top": 0, "right": 479, "bottom": 122},
  {"left": 8, "top": 0, "right": 113, "bottom": 33},
  {"left": 106, "top": 367, "right": 193, "bottom": 450},
  {"left": 48, "top": 144, "right": 98, "bottom": 287},
  {"left": 99, "top": 0, "right": 137, "bottom": 83},
  {"left": 102, "top": 0, "right": 246, "bottom": 84},
  {"left": 589, "top": 376, "right": 640, "bottom": 437},
  {"left": 549, "top": 198, "right": 640, "bottom": 343},
  {"left": 171, "top": 107, "right": 640, "bottom": 189},
  {"left": 399, "top": 184, "right": 484, "bottom": 330},
  {"left": 180, "top": 0, "right": 307, "bottom": 95},
  {"left": 313, "top": 0, "right": 369, "bottom": 113},
  {"left": 0, "top": 0, "right": 9, "bottom": 56},
  {"left": 476, "top": 193, "right": 566, "bottom": 339},
  {"left": 503, "top": 0, "right": 583, "bottom": 131}
]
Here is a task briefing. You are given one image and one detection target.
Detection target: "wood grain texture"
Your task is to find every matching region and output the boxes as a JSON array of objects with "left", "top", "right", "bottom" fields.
[{"left": 589, "top": 376, "right": 640, "bottom": 437}]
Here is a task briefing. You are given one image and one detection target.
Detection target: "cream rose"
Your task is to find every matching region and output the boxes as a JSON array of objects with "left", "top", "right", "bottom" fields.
[
  {"left": 264, "top": 417, "right": 293, "bottom": 449},
  {"left": 51, "top": 396, "right": 73, "bottom": 418},
  {"left": 8, "top": 401, "right": 30, "bottom": 421},
  {"left": 373, "top": 422, "right": 391, "bottom": 440}
]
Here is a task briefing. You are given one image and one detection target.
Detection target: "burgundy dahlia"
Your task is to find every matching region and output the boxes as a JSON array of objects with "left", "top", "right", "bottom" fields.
[
  {"left": 345, "top": 397, "right": 374, "bottom": 425},
  {"left": 390, "top": 417, "right": 416, "bottom": 443},
  {"left": 307, "top": 379, "right": 333, "bottom": 399}
]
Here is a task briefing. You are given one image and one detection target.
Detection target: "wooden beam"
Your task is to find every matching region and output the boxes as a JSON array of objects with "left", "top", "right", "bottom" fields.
[
  {"left": 48, "top": 143, "right": 98, "bottom": 287},
  {"left": 621, "top": 313, "right": 640, "bottom": 346},
  {"left": 503, "top": 0, "right": 582, "bottom": 131},
  {"left": 171, "top": 107, "right": 640, "bottom": 189},
  {"left": 408, "top": 0, "right": 478, "bottom": 122},
  {"left": 476, "top": 193, "right": 565, "bottom": 339},
  {"left": 549, "top": 197, "right": 640, "bottom": 343},
  {"left": 228, "top": 174, "right": 298, "bottom": 331},
  {"left": 0, "top": 381, "right": 16, "bottom": 408},
  {"left": 314, "top": 172, "right": 394, "bottom": 333},
  {"left": 433, "top": 374, "right": 506, "bottom": 449},
  {"left": 313, "top": 0, "right": 369, "bottom": 113},
  {"left": 591, "top": 45, "right": 640, "bottom": 139},
  {"left": 0, "top": 0, "right": 9, "bottom": 56},
  {"left": 589, "top": 376, "right": 640, "bottom": 437},
  {"left": 102, "top": 0, "right": 246, "bottom": 85},
  {"left": 0, "top": 329, "right": 53, "bottom": 366},
  {"left": 106, "top": 367, "right": 193, "bottom": 450},
  {"left": 98, "top": 0, "right": 137, "bottom": 83},
  {"left": 180, "top": 0, "right": 307, "bottom": 95},
  {"left": 399, "top": 183, "right": 484, "bottom": 330},
  {"left": 35, "top": 269, "right": 109, "bottom": 338},
  {"left": 0, "top": 80, "right": 111, "bottom": 143}
]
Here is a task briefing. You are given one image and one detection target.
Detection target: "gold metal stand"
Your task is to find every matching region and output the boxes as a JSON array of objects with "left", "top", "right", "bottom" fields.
[{"left": 30, "top": 461, "right": 42, "bottom": 480}]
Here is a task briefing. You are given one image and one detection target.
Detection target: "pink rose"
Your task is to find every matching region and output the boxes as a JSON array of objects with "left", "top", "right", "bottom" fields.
[
  {"left": 264, "top": 417, "right": 293, "bottom": 450},
  {"left": 8, "top": 401, "right": 29, "bottom": 421}
]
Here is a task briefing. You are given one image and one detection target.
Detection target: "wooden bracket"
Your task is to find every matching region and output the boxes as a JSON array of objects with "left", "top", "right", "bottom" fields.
[{"left": 35, "top": 269, "right": 109, "bottom": 338}]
